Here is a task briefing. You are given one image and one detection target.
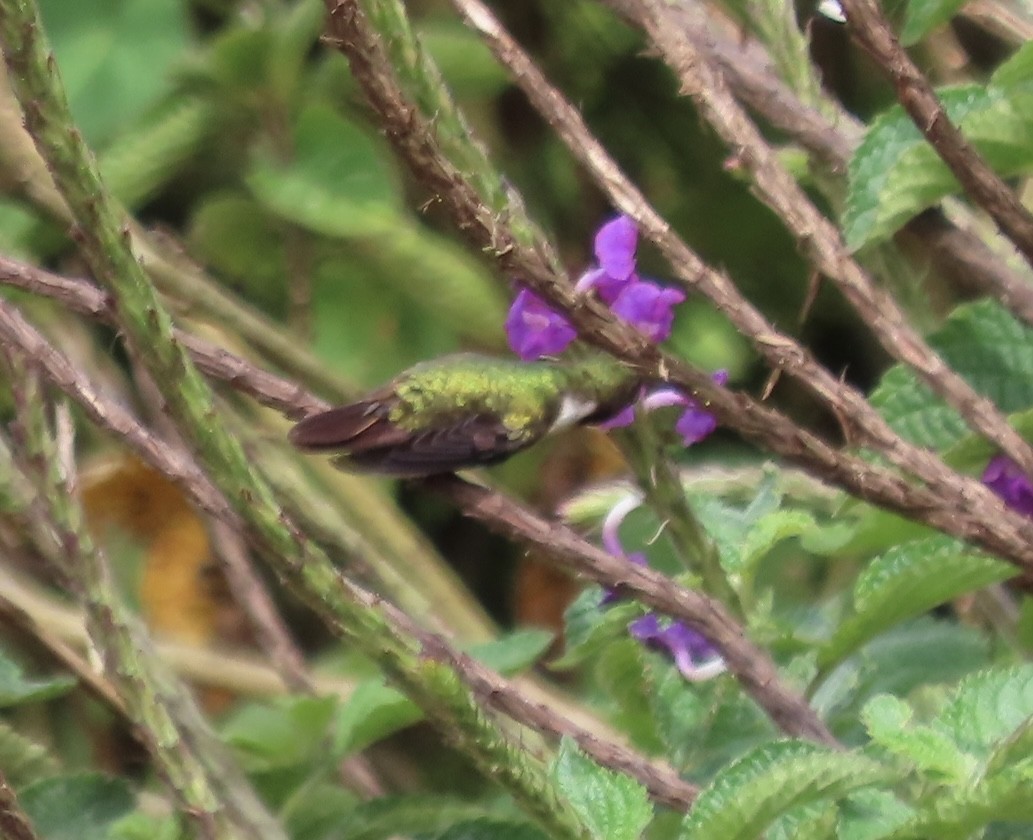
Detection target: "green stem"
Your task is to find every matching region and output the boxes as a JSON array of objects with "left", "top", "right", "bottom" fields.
[
  {"left": 0, "top": 3, "right": 586, "bottom": 834},
  {"left": 618, "top": 419, "right": 744, "bottom": 619},
  {"left": 0, "top": 373, "right": 268, "bottom": 840}
]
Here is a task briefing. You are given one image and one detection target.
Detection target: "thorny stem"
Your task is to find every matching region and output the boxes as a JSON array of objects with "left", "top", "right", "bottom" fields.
[
  {"left": 0, "top": 368, "right": 268, "bottom": 840},
  {"left": 452, "top": 0, "right": 1033, "bottom": 478},
  {"left": 841, "top": 0, "right": 1033, "bottom": 273},
  {"left": 0, "top": 289, "right": 830, "bottom": 793},
  {"left": 604, "top": 0, "right": 1033, "bottom": 322},
  {"left": 0, "top": 1, "right": 589, "bottom": 835},
  {"left": 327, "top": 0, "right": 1033, "bottom": 569}
]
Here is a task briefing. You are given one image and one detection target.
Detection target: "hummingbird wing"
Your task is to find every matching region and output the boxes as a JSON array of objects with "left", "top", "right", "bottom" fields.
[{"left": 288, "top": 397, "right": 540, "bottom": 476}]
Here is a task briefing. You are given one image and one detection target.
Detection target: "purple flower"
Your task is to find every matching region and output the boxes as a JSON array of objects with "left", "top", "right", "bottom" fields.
[
  {"left": 615, "top": 372, "right": 727, "bottom": 445},
  {"left": 629, "top": 614, "right": 725, "bottom": 682},
  {"left": 505, "top": 287, "right": 577, "bottom": 360},
  {"left": 611, "top": 281, "right": 686, "bottom": 342},
  {"left": 595, "top": 215, "right": 638, "bottom": 282},
  {"left": 672, "top": 370, "right": 727, "bottom": 446},
  {"left": 983, "top": 454, "right": 1033, "bottom": 516}
]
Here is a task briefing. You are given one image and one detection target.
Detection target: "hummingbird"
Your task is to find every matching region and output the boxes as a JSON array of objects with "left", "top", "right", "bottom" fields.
[{"left": 288, "top": 353, "right": 639, "bottom": 476}]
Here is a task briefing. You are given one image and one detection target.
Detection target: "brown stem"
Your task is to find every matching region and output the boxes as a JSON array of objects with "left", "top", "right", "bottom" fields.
[
  {"left": 321, "top": 0, "right": 1033, "bottom": 566},
  {"left": 605, "top": 0, "right": 1033, "bottom": 324},
  {"left": 840, "top": 0, "right": 1033, "bottom": 270},
  {"left": 456, "top": 0, "right": 1033, "bottom": 480},
  {"left": 0, "top": 293, "right": 714, "bottom": 806}
]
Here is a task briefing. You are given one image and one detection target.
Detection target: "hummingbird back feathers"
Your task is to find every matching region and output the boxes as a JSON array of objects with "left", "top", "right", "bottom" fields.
[{"left": 288, "top": 353, "right": 638, "bottom": 476}]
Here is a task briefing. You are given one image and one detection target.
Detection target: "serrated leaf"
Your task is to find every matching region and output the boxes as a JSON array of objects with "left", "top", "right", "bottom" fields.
[
  {"left": 0, "top": 720, "right": 60, "bottom": 787},
  {"left": 734, "top": 509, "right": 817, "bottom": 576},
  {"left": 465, "top": 628, "right": 554, "bottom": 675},
  {"left": 900, "top": 0, "right": 967, "bottom": 44},
  {"left": 21, "top": 773, "right": 134, "bottom": 840},
  {"left": 936, "top": 665, "right": 1033, "bottom": 757},
  {"left": 870, "top": 299, "right": 1033, "bottom": 452},
  {"left": 838, "top": 789, "right": 914, "bottom": 840},
  {"left": 884, "top": 765, "right": 1033, "bottom": 839},
  {"left": 322, "top": 794, "right": 537, "bottom": 840},
  {"left": 0, "top": 654, "right": 75, "bottom": 707},
  {"left": 818, "top": 536, "right": 1012, "bottom": 670},
  {"left": 861, "top": 694, "right": 973, "bottom": 781},
  {"left": 333, "top": 680, "right": 422, "bottom": 757},
  {"left": 680, "top": 740, "right": 892, "bottom": 840},
  {"left": 221, "top": 694, "right": 338, "bottom": 771},
  {"left": 845, "top": 83, "right": 1033, "bottom": 248},
  {"left": 552, "top": 738, "right": 653, "bottom": 840},
  {"left": 425, "top": 819, "right": 550, "bottom": 840},
  {"left": 551, "top": 587, "right": 636, "bottom": 670},
  {"left": 767, "top": 802, "right": 838, "bottom": 840},
  {"left": 595, "top": 638, "right": 664, "bottom": 752},
  {"left": 815, "top": 618, "right": 990, "bottom": 741},
  {"left": 650, "top": 665, "right": 708, "bottom": 767},
  {"left": 248, "top": 103, "right": 401, "bottom": 237}
]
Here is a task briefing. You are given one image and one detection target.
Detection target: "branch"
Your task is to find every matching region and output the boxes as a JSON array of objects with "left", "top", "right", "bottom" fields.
[
  {"left": 840, "top": 0, "right": 1033, "bottom": 270},
  {"left": 0, "top": 372, "right": 273, "bottom": 840},
  {"left": 424, "top": 475, "right": 838, "bottom": 746},
  {"left": 323, "top": 0, "right": 1033, "bottom": 567},
  {"left": 0, "top": 4, "right": 594, "bottom": 833},
  {"left": 457, "top": 0, "right": 1033, "bottom": 481},
  {"left": 605, "top": 0, "right": 1033, "bottom": 325},
  {"left": 0, "top": 294, "right": 701, "bottom": 812},
  {"left": 0, "top": 770, "right": 41, "bottom": 840}
]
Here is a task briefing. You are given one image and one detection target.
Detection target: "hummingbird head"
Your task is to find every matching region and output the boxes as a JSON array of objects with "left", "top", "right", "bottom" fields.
[{"left": 563, "top": 354, "right": 642, "bottom": 427}]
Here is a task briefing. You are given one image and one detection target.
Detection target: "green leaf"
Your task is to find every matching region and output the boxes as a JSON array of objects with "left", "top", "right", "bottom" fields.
[
  {"left": 595, "top": 638, "right": 664, "bottom": 752},
  {"left": 900, "top": 0, "right": 967, "bottom": 44},
  {"left": 816, "top": 618, "right": 990, "bottom": 742},
  {"left": 838, "top": 790, "right": 914, "bottom": 840},
  {"left": 883, "top": 765, "right": 1033, "bottom": 839},
  {"left": 870, "top": 300, "right": 1033, "bottom": 452},
  {"left": 935, "top": 665, "right": 1033, "bottom": 757},
  {"left": 844, "top": 84, "right": 1033, "bottom": 248},
  {"left": 248, "top": 104, "right": 401, "bottom": 237},
  {"left": 419, "top": 20, "right": 512, "bottom": 98},
  {"left": 465, "top": 628, "right": 555, "bottom": 675},
  {"left": 734, "top": 509, "right": 817, "bottom": 577},
  {"left": 311, "top": 254, "right": 459, "bottom": 386},
  {"left": 650, "top": 665, "right": 709, "bottom": 768},
  {"left": 108, "top": 812, "right": 183, "bottom": 840},
  {"left": 767, "top": 802, "right": 838, "bottom": 840},
  {"left": 424, "top": 819, "right": 550, "bottom": 840},
  {"left": 818, "top": 535, "right": 1012, "bottom": 670},
  {"left": 314, "top": 794, "right": 539, "bottom": 840},
  {"left": 39, "top": 0, "right": 189, "bottom": 145},
  {"left": 221, "top": 694, "right": 338, "bottom": 771},
  {"left": 332, "top": 680, "right": 422, "bottom": 757},
  {"left": 0, "top": 654, "right": 75, "bottom": 707},
  {"left": 0, "top": 720, "right": 60, "bottom": 787},
  {"left": 551, "top": 738, "right": 653, "bottom": 840},
  {"left": 21, "top": 773, "right": 134, "bottom": 840},
  {"left": 861, "top": 694, "right": 973, "bottom": 782},
  {"left": 187, "top": 192, "right": 288, "bottom": 309},
  {"left": 680, "top": 740, "right": 892, "bottom": 840},
  {"left": 361, "top": 220, "right": 508, "bottom": 348},
  {"left": 99, "top": 96, "right": 214, "bottom": 209},
  {"left": 551, "top": 587, "right": 637, "bottom": 670}
]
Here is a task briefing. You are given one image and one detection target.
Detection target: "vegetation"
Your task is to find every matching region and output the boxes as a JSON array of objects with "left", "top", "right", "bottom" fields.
[{"left": 1, "top": 0, "right": 1033, "bottom": 838}]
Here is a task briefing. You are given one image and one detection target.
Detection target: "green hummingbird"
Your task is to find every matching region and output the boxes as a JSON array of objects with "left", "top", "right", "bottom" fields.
[{"left": 288, "top": 353, "right": 639, "bottom": 476}]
